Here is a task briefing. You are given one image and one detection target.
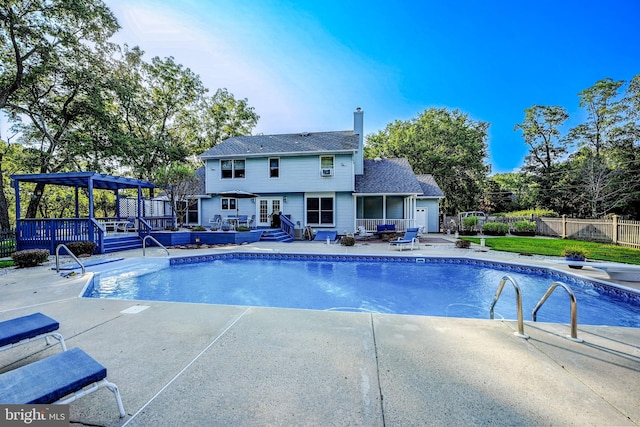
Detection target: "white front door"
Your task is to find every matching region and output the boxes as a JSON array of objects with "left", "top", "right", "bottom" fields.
[
  {"left": 257, "top": 198, "right": 283, "bottom": 227},
  {"left": 415, "top": 207, "right": 428, "bottom": 233}
]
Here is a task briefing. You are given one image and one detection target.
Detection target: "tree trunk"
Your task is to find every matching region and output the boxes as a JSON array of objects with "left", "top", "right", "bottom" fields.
[
  {"left": 25, "top": 183, "right": 46, "bottom": 218},
  {"left": 0, "top": 154, "right": 12, "bottom": 230}
]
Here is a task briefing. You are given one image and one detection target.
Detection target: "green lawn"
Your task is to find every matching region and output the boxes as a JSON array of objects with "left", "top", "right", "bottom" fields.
[
  {"left": 463, "top": 237, "right": 640, "bottom": 265},
  {"left": 0, "top": 260, "right": 14, "bottom": 268}
]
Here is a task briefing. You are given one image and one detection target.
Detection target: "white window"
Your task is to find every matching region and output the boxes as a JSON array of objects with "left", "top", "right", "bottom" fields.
[
  {"left": 221, "top": 159, "right": 245, "bottom": 179},
  {"left": 320, "top": 156, "right": 334, "bottom": 177}
]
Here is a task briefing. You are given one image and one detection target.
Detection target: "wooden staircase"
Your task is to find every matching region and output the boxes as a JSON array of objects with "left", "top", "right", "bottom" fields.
[{"left": 259, "top": 228, "right": 294, "bottom": 243}]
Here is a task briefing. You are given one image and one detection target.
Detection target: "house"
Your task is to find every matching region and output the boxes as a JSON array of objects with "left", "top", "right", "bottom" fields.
[{"left": 194, "top": 108, "right": 444, "bottom": 237}]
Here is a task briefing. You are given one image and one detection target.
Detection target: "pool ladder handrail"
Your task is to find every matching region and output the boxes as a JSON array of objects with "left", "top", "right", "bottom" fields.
[
  {"left": 55, "top": 244, "right": 86, "bottom": 276},
  {"left": 489, "top": 275, "right": 529, "bottom": 339},
  {"left": 142, "top": 235, "right": 170, "bottom": 257},
  {"left": 532, "top": 281, "right": 583, "bottom": 342}
]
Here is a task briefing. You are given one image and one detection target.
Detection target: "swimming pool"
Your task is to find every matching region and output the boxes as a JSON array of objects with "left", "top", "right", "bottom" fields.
[{"left": 83, "top": 253, "right": 640, "bottom": 328}]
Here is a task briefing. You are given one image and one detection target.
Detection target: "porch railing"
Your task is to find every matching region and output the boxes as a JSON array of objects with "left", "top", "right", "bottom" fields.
[
  {"left": 280, "top": 214, "right": 295, "bottom": 239},
  {"left": 356, "top": 219, "right": 415, "bottom": 233}
]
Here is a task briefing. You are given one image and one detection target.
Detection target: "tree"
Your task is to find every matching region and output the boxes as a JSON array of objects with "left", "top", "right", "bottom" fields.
[
  {"left": 562, "top": 149, "right": 631, "bottom": 218},
  {"left": 112, "top": 49, "right": 205, "bottom": 184},
  {"left": 0, "top": 0, "right": 119, "bottom": 223},
  {"left": 154, "top": 162, "right": 200, "bottom": 228},
  {"left": 514, "top": 105, "right": 569, "bottom": 210},
  {"left": 567, "top": 78, "right": 625, "bottom": 156},
  {"left": 190, "top": 88, "right": 259, "bottom": 153},
  {"left": 365, "top": 108, "right": 490, "bottom": 215},
  {"left": 7, "top": 41, "right": 120, "bottom": 218}
]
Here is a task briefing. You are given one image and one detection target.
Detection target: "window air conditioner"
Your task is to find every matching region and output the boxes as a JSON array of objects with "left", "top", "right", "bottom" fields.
[{"left": 321, "top": 168, "right": 333, "bottom": 177}]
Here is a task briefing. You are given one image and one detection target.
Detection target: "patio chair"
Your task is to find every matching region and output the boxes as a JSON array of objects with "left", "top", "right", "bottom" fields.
[
  {"left": 237, "top": 215, "right": 249, "bottom": 227},
  {"left": 0, "top": 312, "right": 67, "bottom": 353},
  {"left": 389, "top": 227, "right": 420, "bottom": 251},
  {"left": 0, "top": 347, "right": 126, "bottom": 417},
  {"left": 209, "top": 215, "right": 222, "bottom": 230},
  {"left": 356, "top": 226, "right": 374, "bottom": 239},
  {"left": 247, "top": 214, "right": 256, "bottom": 229}
]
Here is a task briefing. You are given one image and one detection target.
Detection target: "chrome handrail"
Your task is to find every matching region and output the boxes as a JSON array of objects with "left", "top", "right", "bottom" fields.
[
  {"left": 489, "top": 275, "right": 529, "bottom": 339},
  {"left": 142, "top": 235, "right": 170, "bottom": 257},
  {"left": 55, "top": 244, "right": 86, "bottom": 276},
  {"left": 532, "top": 281, "right": 583, "bottom": 342}
]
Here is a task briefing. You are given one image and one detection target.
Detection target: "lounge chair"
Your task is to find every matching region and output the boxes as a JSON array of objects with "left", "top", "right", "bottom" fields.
[
  {"left": 0, "top": 347, "right": 126, "bottom": 417},
  {"left": 314, "top": 230, "right": 337, "bottom": 242},
  {"left": 356, "top": 226, "right": 374, "bottom": 239},
  {"left": 389, "top": 227, "right": 420, "bottom": 251},
  {"left": 0, "top": 313, "right": 67, "bottom": 353}
]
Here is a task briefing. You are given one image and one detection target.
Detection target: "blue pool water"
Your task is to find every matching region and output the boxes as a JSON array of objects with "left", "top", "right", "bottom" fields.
[{"left": 84, "top": 254, "right": 640, "bottom": 328}]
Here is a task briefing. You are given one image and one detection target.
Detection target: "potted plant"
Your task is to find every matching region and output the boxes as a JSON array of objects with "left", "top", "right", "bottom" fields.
[{"left": 563, "top": 246, "right": 587, "bottom": 269}]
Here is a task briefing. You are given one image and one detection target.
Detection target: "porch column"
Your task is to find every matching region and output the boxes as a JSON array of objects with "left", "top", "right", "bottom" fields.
[
  {"left": 13, "top": 179, "right": 21, "bottom": 220},
  {"left": 75, "top": 186, "right": 80, "bottom": 218},
  {"left": 115, "top": 189, "right": 120, "bottom": 219},
  {"left": 87, "top": 179, "right": 94, "bottom": 218},
  {"left": 383, "top": 196, "right": 387, "bottom": 222}
]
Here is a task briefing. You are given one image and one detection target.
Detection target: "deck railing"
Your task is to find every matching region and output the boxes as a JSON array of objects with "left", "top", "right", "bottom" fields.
[
  {"left": 280, "top": 214, "right": 295, "bottom": 239},
  {"left": 16, "top": 218, "right": 104, "bottom": 253}
]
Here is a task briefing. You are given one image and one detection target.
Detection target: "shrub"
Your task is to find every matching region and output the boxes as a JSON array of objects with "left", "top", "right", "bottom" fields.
[
  {"left": 506, "top": 209, "right": 558, "bottom": 218},
  {"left": 65, "top": 241, "right": 97, "bottom": 256},
  {"left": 235, "top": 226, "right": 251, "bottom": 232},
  {"left": 462, "top": 216, "right": 478, "bottom": 230},
  {"left": 482, "top": 222, "right": 509, "bottom": 235},
  {"left": 513, "top": 220, "right": 536, "bottom": 233},
  {"left": 191, "top": 226, "right": 207, "bottom": 231},
  {"left": 455, "top": 239, "right": 471, "bottom": 249},
  {"left": 11, "top": 249, "right": 50, "bottom": 268},
  {"left": 340, "top": 236, "right": 355, "bottom": 246}
]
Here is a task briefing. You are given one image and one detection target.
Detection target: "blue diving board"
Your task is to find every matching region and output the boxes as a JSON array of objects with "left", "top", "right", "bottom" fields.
[
  {"left": 0, "top": 313, "right": 66, "bottom": 352},
  {"left": 0, "top": 347, "right": 126, "bottom": 417},
  {"left": 54, "top": 257, "right": 124, "bottom": 271},
  {"left": 313, "top": 231, "right": 338, "bottom": 242}
]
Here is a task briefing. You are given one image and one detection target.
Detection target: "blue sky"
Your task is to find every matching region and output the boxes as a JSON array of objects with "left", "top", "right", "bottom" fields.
[{"left": 105, "top": 0, "right": 640, "bottom": 173}]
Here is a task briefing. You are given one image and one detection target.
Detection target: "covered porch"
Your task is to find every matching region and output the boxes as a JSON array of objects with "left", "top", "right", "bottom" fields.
[
  {"left": 11, "top": 172, "right": 168, "bottom": 254},
  {"left": 355, "top": 194, "right": 418, "bottom": 233}
]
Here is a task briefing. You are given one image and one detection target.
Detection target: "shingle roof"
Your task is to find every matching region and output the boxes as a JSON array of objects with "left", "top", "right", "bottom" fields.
[
  {"left": 416, "top": 174, "right": 445, "bottom": 198},
  {"left": 199, "top": 131, "right": 359, "bottom": 158},
  {"left": 355, "top": 158, "right": 424, "bottom": 194},
  {"left": 194, "top": 166, "right": 206, "bottom": 195}
]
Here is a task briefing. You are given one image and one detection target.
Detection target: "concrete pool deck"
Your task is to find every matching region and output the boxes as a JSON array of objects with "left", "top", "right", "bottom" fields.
[{"left": 1, "top": 235, "right": 639, "bottom": 426}]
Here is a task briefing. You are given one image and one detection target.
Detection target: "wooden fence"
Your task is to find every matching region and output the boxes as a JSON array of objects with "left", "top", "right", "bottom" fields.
[
  {"left": 536, "top": 215, "right": 640, "bottom": 249},
  {"left": 444, "top": 214, "right": 640, "bottom": 249}
]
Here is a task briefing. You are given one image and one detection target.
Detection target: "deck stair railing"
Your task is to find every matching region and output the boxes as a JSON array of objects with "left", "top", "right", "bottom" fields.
[
  {"left": 489, "top": 275, "right": 529, "bottom": 339},
  {"left": 55, "top": 244, "right": 86, "bottom": 276},
  {"left": 142, "top": 235, "right": 170, "bottom": 257},
  {"left": 280, "top": 215, "right": 295, "bottom": 240},
  {"left": 532, "top": 281, "right": 582, "bottom": 342}
]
